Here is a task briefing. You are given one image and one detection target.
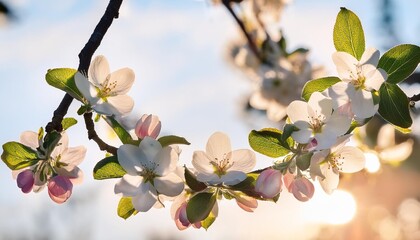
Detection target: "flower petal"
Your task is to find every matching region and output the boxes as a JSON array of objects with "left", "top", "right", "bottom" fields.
[
  {"left": 291, "top": 128, "right": 312, "bottom": 144},
  {"left": 377, "top": 124, "right": 395, "bottom": 149},
  {"left": 206, "top": 132, "right": 231, "bottom": 161},
  {"left": 114, "top": 174, "right": 143, "bottom": 197},
  {"left": 154, "top": 172, "right": 184, "bottom": 197},
  {"left": 192, "top": 151, "right": 214, "bottom": 174},
  {"left": 221, "top": 171, "right": 247, "bottom": 185},
  {"left": 131, "top": 182, "right": 158, "bottom": 212},
  {"left": 332, "top": 51, "right": 358, "bottom": 82},
  {"left": 363, "top": 66, "right": 386, "bottom": 91},
  {"left": 19, "top": 131, "right": 39, "bottom": 149},
  {"left": 97, "top": 95, "right": 134, "bottom": 116},
  {"left": 117, "top": 144, "right": 146, "bottom": 175},
  {"left": 59, "top": 146, "right": 86, "bottom": 166},
  {"left": 308, "top": 92, "right": 332, "bottom": 120},
  {"left": 88, "top": 55, "right": 110, "bottom": 86},
  {"left": 360, "top": 47, "right": 380, "bottom": 66},
  {"left": 286, "top": 100, "right": 309, "bottom": 123},
  {"left": 74, "top": 72, "right": 98, "bottom": 102},
  {"left": 379, "top": 139, "right": 414, "bottom": 163},
  {"left": 109, "top": 68, "right": 135, "bottom": 95},
  {"left": 337, "top": 146, "right": 365, "bottom": 173},
  {"left": 154, "top": 146, "right": 178, "bottom": 176},
  {"left": 228, "top": 149, "right": 256, "bottom": 172},
  {"left": 352, "top": 89, "right": 376, "bottom": 119},
  {"left": 139, "top": 137, "right": 162, "bottom": 164},
  {"left": 310, "top": 150, "right": 329, "bottom": 180},
  {"left": 319, "top": 164, "right": 339, "bottom": 194}
]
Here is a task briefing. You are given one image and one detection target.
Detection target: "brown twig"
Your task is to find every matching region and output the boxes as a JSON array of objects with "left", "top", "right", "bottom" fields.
[
  {"left": 45, "top": 0, "right": 123, "bottom": 154},
  {"left": 222, "top": 0, "right": 261, "bottom": 60},
  {"left": 84, "top": 112, "right": 118, "bottom": 155}
]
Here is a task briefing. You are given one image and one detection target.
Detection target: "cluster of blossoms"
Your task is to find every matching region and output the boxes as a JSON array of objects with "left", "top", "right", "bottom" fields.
[
  {"left": 2, "top": 4, "right": 418, "bottom": 232},
  {"left": 222, "top": 0, "right": 324, "bottom": 122},
  {"left": 14, "top": 130, "right": 86, "bottom": 203}
]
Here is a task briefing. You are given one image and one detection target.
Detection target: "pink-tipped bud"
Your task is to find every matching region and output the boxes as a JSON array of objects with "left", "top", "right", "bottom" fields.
[
  {"left": 48, "top": 176, "right": 73, "bottom": 204},
  {"left": 17, "top": 170, "right": 34, "bottom": 193},
  {"left": 284, "top": 173, "right": 314, "bottom": 202},
  {"left": 304, "top": 138, "right": 318, "bottom": 152},
  {"left": 255, "top": 168, "right": 283, "bottom": 198},
  {"left": 235, "top": 194, "right": 258, "bottom": 212},
  {"left": 134, "top": 114, "right": 161, "bottom": 139},
  {"left": 174, "top": 202, "right": 201, "bottom": 230}
]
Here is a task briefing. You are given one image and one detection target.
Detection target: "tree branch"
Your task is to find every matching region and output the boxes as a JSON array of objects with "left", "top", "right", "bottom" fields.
[
  {"left": 84, "top": 112, "right": 118, "bottom": 155},
  {"left": 222, "top": 0, "right": 261, "bottom": 60},
  {"left": 409, "top": 93, "right": 420, "bottom": 103},
  {"left": 46, "top": 0, "right": 123, "bottom": 133}
]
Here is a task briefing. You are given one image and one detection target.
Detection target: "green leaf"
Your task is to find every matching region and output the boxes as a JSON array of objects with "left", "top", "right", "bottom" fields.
[
  {"left": 2, "top": 142, "right": 39, "bottom": 170},
  {"left": 184, "top": 166, "right": 207, "bottom": 192},
  {"left": 45, "top": 68, "right": 84, "bottom": 102},
  {"left": 333, "top": 7, "right": 365, "bottom": 60},
  {"left": 117, "top": 197, "right": 137, "bottom": 219},
  {"left": 201, "top": 210, "right": 217, "bottom": 230},
  {"left": 42, "top": 131, "right": 62, "bottom": 157},
  {"left": 231, "top": 173, "right": 261, "bottom": 199},
  {"left": 103, "top": 116, "right": 137, "bottom": 145},
  {"left": 186, "top": 192, "right": 216, "bottom": 223},
  {"left": 378, "top": 44, "right": 420, "bottom": 84},
  {"left": 301, "top": 77, "right": 341, "bottom": 101},
  {"left": 296, "top": 152, "right": 313, "bottom": 171},
  {"left": 62, "top": 118, "right": 78, "bottom": 130},
  {"left": 77, "top": 105, "right": 88, "bottom": 115},
  {"left": 93, "top": 156, "right": 127, "bottom": 180},
  {"left": 378, "top": 83, "right": 412, "bottom": 129},
  {"left": 249, "top": 128, "right": 291, "bottom": 158},
  {"left": 158, "top": 135, "right": 190, "bottom": 147}
]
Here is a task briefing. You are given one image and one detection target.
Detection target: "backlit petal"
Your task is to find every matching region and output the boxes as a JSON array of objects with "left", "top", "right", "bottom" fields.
[
  {"left": 352, "top": 90, "right": 376, "bottom": 119},
  {"left": 337, "top": 146, "right": 365, "bottom": 173},
  {"left": 154, "top": 173, "right": 184, "bottom": 197},
  {"left": 88, "top": 55, "right": 110, "bottom": 86},
  {"left": 154, "top": 146, "right": 178, "bottom": 176},
  {"left": 131, "top": 182, "right": 157, "bottom": 212},
  {"left": 117, "top": 144, "right": 146, "bottom": 175},
  {"left": 192, "top": 151, "right": 214, "bottom": 174},
  {"left": 114, "top": 174, "right": 143, "bottom": 196},
  {"left": 228, "top": 149, "right": 256, "bottom": 172},
  {"left": 206, "top": 132, "right": 231, "bottom": 161},
  {"left": 109, "top": 68, "right": 135, "bottom": 95},
  {"left": 19, "top": 131, "right": 39, "bottom": 149}
]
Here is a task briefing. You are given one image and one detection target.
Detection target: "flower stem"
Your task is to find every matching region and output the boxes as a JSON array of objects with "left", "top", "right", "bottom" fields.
[
  {"left": 45, "top": 0, "right": 124, "bottom": 133},
  {"left": 222, "top": 0, "right": 261, "bottom": 60},
  {"left": 83, "top": 112, "right": 118, "bottom": 155}
]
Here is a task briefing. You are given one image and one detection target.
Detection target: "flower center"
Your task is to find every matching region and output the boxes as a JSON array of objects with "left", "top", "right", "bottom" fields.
[
  {"left": 308, "top": 113, "right": 325, "bottom": 133},
  {"left": 140, "top": 161, "right": 159, "bottom": 182},
  {"left": 326, "top": 153, "right": 344, "bottom": 173},
  {"left": 96, "top": 76, "right": 117, "bottom": 99},
  {"left": 350, "top": 65, "right": 366, "bottom": 90},
  {"left": 211, "top": 153, "right": 233, "bottom": 177}
]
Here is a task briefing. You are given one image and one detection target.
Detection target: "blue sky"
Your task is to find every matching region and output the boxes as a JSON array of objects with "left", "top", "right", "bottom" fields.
[{"left": 0, "top": 0, "right": 419, "bottom": 239}]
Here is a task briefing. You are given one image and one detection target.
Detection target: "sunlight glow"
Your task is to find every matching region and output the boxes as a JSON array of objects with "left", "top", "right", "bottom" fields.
[
  {"left": 304, "top": 189, "right": 357, "bottom": 225},
  {"left": 364, "top": 152, "right": 381, "bottom": 173}
]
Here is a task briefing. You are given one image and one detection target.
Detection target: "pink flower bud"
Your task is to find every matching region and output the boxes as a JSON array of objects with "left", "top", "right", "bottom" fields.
[
  {"left": 304, "top": 138, "right": 318, "bottom": 152},
  {"left": 47, "top": 176, "right": 73, "bottom": 204},
  {"left": 174, "top": 202, "right": 201, "bottom": 230},
  {"left": 134, "top": 114, "right": 161, "bottom": 139},
  {"left": 17, "top": 170, "right": 34, "bottom": 193},
  {"left": 255, "top": 168, "right": 282, "bottom": 198},
  {"left": 235, "top": 194, "right": 258, "bottom": 212},
  {"left": 284, "top": 173, "right": 314, "bottom": 202}
]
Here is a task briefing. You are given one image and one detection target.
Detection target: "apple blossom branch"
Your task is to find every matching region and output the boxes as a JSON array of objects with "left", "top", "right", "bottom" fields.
[
  {"left": 222, "top": 0, "right": 261, "bottom": 60},
  {"left": 46, "top": 0, "right": 123, "bottom": 134},
  {"left": 45, "top": 0, "right": 123, "bottom": 155}
]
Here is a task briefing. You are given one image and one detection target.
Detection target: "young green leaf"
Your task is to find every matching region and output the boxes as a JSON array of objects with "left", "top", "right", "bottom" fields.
[
  {"left": 62, "top": 118, "right": 78, "bottom": 130},
  {"left": 186, "top": 192, "right": 216, "bottom": 224},
  {"left": 2, "top": 142, "right": 39, "bottom": 170},
  {"left": 296, "top": 152, "right": 313, "bottom": 171},
  {"left": 117, "top": 197, "right": 137, "bottom": 219},
  {"left": 201, "top": 210, "right": 217, "bottom": 230},
  {"left": 249, "top": 128, "right": 291, "bottom": 158},
  {"left": 378, "top": 44, "right": 420, "bottom": 84},
  {"left": 93, "top": 155, "right": 127, "bottom": 180},
  {"left": 184, "top": 166, "right": 207, "bottom": 192},
  {"left": 158, "top": 135, "right": 190, "bottom": 147},
  {"left": 301, "top": 77, "right": 341, "bottom": 101},
  {"left": 45, "top": 68, "right": 84, "bottom": 102},
  {"left": 42, "top": 131, "right": 61, "bottom": 157},
  {"left": 103, "top": 116, "right": 137, "bottom": 145},
  {"left": 333, "top": 7, "right": 365, "bottom": 60},
  {"left": 378, "top": 83, "right": 412, "bottom": 129}
]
